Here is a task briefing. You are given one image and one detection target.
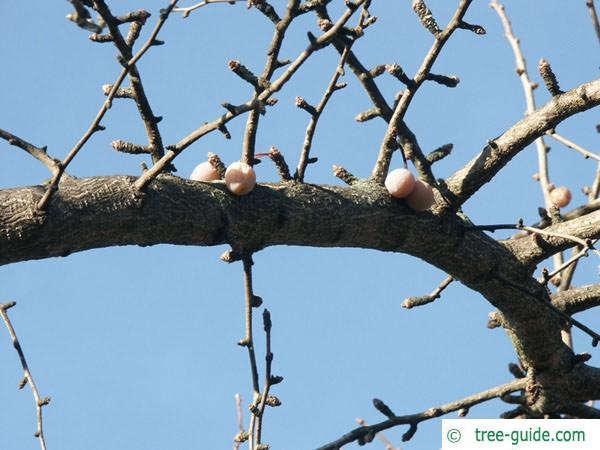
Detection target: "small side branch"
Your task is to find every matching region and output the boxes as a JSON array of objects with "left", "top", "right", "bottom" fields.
[
  {"left": 239, "top": 255, "right": 261, "bottom": 449},
  {"left": 547, "top": 130, "right": 600, "bottom": 161},
  {"left": 174, "top": 0, "right": 244, "bottom": 18},
  {"left": 0, "top": 302, "right": 50, "bottom": 450},
  {"left": 0, "top": 128, "right": 64, "bottom": 178},
  {"left": 37, "top": 0, "right": 179, "bottom": 210},
  {"left": 402, "top": 275, "right": 453, "bottom": 309},
  {"left": 135, "top": 0, "right": 365, "bottom": 191},
  {"left": 316, "top": 379, "right": 526, "bottom": 450},
  {"left": 295, "top": 45, "right": 351, "bottom": 182},
  {"left": 586, "top": 0, "right": 600, "bottom": 45},
  {"left": 372, "top": 0, "right": 475, "bottom": 184}
]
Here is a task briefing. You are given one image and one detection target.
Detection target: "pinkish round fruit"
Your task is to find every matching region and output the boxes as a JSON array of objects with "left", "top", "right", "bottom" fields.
[
  {"left": 385, "top": 168, "right": 416, "bottom": 199},
  {"left": 225, "top": 161, "right": 257, "bottom": 196},
  {"left": 550, "top": 186, "right": 572, "bottom": 208},
  {"left": 405, "top": 179, "right": 434, "bottom": 211},
  {"left": 190, "top": 161, "right": 220, "bottom": 182}
]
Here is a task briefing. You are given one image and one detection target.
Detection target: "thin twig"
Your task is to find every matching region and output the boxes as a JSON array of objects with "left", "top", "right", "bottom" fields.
[
  {"left": 587, "top": 0, "right": 600, "bottom": 45},
  {"left": 37, "top": 0, "right": 179, "bottom": 210},
  {"left": 402, "top": 275, "right": 453, "bottom": 309},
  {"left": 542, "top": 240, "right": 598, "bottom": 283},
  {"left": 0, "top": 302, "right": 50, "bottom": 450},
  {"left": 316, "top": 379, "right": 526, "bottom": 450},
  {"left": 174, "top": 0, "right": 245, "bottom": 18},
  {"left": 135, "top": 0, "right": 366, "bottom": 191},
  {"left": 356, "top": 418, "right": 401, "bottom": 450},
  {"left": 547, "top": 130, "right": 600, "bottom": 161},
  {"left": 372, "top": 0, "right": 475, "bottom": 184},
  {"left": 0, "top": 128, "right": 65, "bottom": 178},
  {"left": 240, "top": 256, "right": 260, "bottom": 450},
  {"left": 241, "top": 0, "right": 300, "bottom": 167},
  {"left": 589, "top": 163, "right": 600, "bottom": 201},
  {"left": 233, "top": 393, "right": 245, "bottom": 449},
  {"left": 94, "top": 1, "right": 170, "bottom": 165},
  {"left": 255, "top": 309, "right": 273, "bottom": 446},
  {"left": 295, "top": 44, "right": 351, "bottom": 181},
  {"left": 468, "top": 221, "right": 591, "bottom": 248}
]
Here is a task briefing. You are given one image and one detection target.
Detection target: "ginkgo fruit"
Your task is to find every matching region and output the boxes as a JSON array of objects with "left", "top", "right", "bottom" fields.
[
  {"left": 190, "top": 161, "right": 220, "bottom": 182},
  {"left": 225, "top": 161, "right": 257, "bottom": 196},
  {"left": 385, "top": 168, "right": 416, "bottom": 198},
  {"left": 406, "top": 179, "right": 434, "bottom": 211},
  {"left": 550, "top": 186, "right": 572, "bottom": 208}
]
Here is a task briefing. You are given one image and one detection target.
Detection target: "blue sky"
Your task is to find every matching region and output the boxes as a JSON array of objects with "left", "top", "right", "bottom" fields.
[{"left": 1, "top": 1, "right": 599, "bottom": 449}]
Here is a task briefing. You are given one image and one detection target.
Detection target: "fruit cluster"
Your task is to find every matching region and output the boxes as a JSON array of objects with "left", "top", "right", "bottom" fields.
[
  {"left": 190, "top": 160, "right": 257, "bottom": 196},
  {"left": 385, "top": 168, "right": 434, "bottom": 211}
]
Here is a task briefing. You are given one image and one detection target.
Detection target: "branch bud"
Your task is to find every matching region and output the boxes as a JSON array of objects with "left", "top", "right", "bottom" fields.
[
  {"left": 538, "top": 59, "right": 562, "bottom": 96},
  {"left": 412, "top": 0, "right": 441, "bottom": 35}
]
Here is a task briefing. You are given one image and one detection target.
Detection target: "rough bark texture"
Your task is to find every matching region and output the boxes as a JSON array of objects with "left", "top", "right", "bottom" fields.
[{"left": 2, "top": 174, "right": 600, "bottom": 415}]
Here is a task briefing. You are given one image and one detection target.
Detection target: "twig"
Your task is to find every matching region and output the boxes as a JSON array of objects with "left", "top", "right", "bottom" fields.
[
  {"left": 473, "top": 220, "right": 595, "bottom": 253},
  {"left": 135, "top": 0, "right": 366, "bottom": 191},
  {"left": 356, "top": 418, "right": 401, "bottom": 450},
  {"left": 37, "top": 0, "right": 179, "bottom": 210},
  {"left": 589, "top": 163, "right": 600, "bottom": 201},
  {"left": 315, "top": 7, "right": 436, "bottom": 187},
  {"left": 402, "top": 275, "right": 453, "bottom": 309},
  {"left": 541, "top": 240, "right": 598, "bottom": 284},
  {"left": 587, "top": 0, "right": 600, "bottom": 45},
  {"left": 241, "top": 1, "right": 300, "bottom": 167},
  {"left": 0, "top": 302, "right": 50, "bottom": 450},
  {"left": 233, "top": 393, "right": 245, "bottom": 449},
  {"left": 372, "top": 0, "right": 475, "bottom": 184},
  {"left": 254, "top": 309, "right": 274, "bottom": 446},
  {"left": 174, "top": 0, "right": 244, "bottom": 18},
  {"left": 93, "top": 1, "right": 170, "bottom": 165},
  {"left": 0, "top": 128, "right": 64, "bottom": 178},
  {"left": 295, "top": 44, "right": 351, "bottom": 181},
  {"left": 547, "top": 130, "right": 600, "bottom": 161},
  {"left": 490, "top": 1, "right": 553, "bottom": 209},
  {"left": 316, "top": 379, "right": 526, "bottom": 450},
  {"left": 240, "top": 255, "right": 261, "bottom": 450}
]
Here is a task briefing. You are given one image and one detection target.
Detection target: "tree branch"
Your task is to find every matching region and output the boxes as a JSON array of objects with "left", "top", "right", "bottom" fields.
[
  {"left": 552, "top": 284, "right": 600, "bottom": 315},
  {"left": 372, "top": 0, "right": 475, "bottom": 185},
  {"left": 0, "top": 302, "right": 50, "bottom": 450},
  {"left": 445, "top": 78, "right": 600, "bottom": 207},
  {"left": 134, "top": 0, "right": 366, "bottom": 191},
  {"left": 504, "top": 208, "right": 600, "bottom": 265},
  {"left": 0, "top": 128, "right": 65, "bottom": 178},
  {"left": 316, "top": 379, "right": 526, "bottom": 450}
]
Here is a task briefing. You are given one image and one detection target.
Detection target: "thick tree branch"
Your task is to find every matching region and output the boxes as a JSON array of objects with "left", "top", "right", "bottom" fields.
[
  {"left": 504, "top": 208, "right": 600, "bottom": 265},
  {"left": 446, "top": 78, "right": 600, "bottom": 207},
  {"left": 552, "top": 284, "right": 600, "bottom": 315}
]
